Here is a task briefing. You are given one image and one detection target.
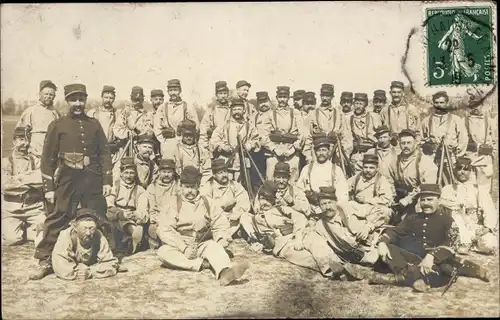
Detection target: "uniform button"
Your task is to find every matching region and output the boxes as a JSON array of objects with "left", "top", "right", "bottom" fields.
[
  {"left": 423, "top": 236, "right": 426, "bottom": 239},
  {"left": 423, "top": 229, "right": 426, "bottom": 232}
]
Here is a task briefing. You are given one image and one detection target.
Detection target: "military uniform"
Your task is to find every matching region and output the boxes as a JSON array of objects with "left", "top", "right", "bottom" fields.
[
  {"left": 199, "top": 81, "right": 232, "bottom": 152},
  {"left": 200, "top": 159, "right": 251, "bottom": 237},
  {"left": 154, "top": 79, "right": 200, "bottom": 156},
  {"left": 144, "top": 159, "right": 180, "bottom": 249},
  {"left": 303, "top": 85, "right": 353, "bottom": 163},
  {"left": 52, "top": 209, "right": 119, "bottom": 281},
  {"left": 210, "top": 99, "right": 260, "bottom": 183},
  {"left": 1, "top": 127, "right": 45, "bottom": 246},
  {"left": 16, "top": 80, "right": 61, "bottom": 167},
  {"left": 366, "top": 125, "right": 399, "bottom": 180},
  {"left": 440, "top": 158, "right": 498, "bottom": 254},
  {"left": 114, "top": 86, "right": 154, "bottom": 142},
  {"left": 374, "top": 184, "right": 488, "bottom": 288},
  {"left": 346, "top": 154, "right": 394, "bottom": 231},
  {"left": 165, "top": 119, "right": 211, "bottom": 184},
  {"left": 370, "top": 90, "right": 387, "bottom": 114},
  {"left": 35, "top": 84, "right": 113, "bottom": 264},
  {"left": 380, "top": 81, "right": 421, "bottom": 144},
  {"left": 273, "top": 162, "right": 311, "bottom": 218},
  {"left": 235, "top": 80, "right": 257, "bottom": 120}
]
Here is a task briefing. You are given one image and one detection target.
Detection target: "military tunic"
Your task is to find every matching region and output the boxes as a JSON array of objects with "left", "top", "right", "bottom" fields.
[
  {"left": 16, "top": 102, "right": 61, "bottom": 165},
  {"left": 303, "top": 107, "right": 353, "bottom": 162},
  {"left": 106, "top": 180, "right": 148, "bottom": 230},
  {"left": 199, "top": 100, "right": 231, "bottom": 151},
  {"left": 35, "top": 113, "right": 112, "bottom": 262},
  {"left": 380, "top": 101, "right": 421, "bottom": 138},
  {"left": 366, "top": 146, "right": 399, "bottom": 180},
  {"left": 275, "top": 184, "right": 311, "bottom": 218},
  {"left": 421, "top": 112, "right": 468, "bottom": 158},
  {"left": 164, "top": 142, "right": 211, "bottom": 185},
  {"left": 440, "top": 181, "right": 498, "bottom": 253},
  {"left": 52, "top": 226, "right": 118, "bottom": 280},
  {"left": 156, "top": 194, "right": 232, "bottom": 278},
  {"left": 153, "top": 100, "right": 199, "bottom": 154},
  {"left": 348, "top": 112, "right": 382, "bottom": 171},
  {"left": 114, "top": 104, "right": 154, "bottom": 140}
]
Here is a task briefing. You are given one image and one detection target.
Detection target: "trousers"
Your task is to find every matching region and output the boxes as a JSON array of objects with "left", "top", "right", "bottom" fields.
[
  {"left": 34, "top": 167, "right": 107, "bottom": 261},
  {"left": 2, "top": 213, "right": 45, "bottom": 246},
  {"left": 157, "top": 239, "right": 231, "bottom": 279}
]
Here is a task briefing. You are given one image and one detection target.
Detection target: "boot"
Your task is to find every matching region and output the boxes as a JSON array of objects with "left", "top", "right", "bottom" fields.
[
  {"left": 117, "top": 264, "right": 129, "bottom": 273},
  {"left": 200, "top": 259, "right": 211, "bottom": 271},
  {"left": 328, "top": 261, "right": 345, "bottom": 280},
  {"left": 369, "top": 272, "right": 406, "bottom": 285},
  {"left": 219, "top": 261, "right": 249, "bottom": 286},
  {"left": 28, "top": 260, "right": 53, "bottom": 280},
  {"left": 343, "top": 263, "right": 374, "bottom": 281},
  {"left": 412, "top": 279, "right": 429, "bottom": 292}
]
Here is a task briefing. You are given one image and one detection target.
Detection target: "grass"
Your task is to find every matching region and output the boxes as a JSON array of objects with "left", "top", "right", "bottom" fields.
[{"left": 2, "top": 114, "right": 499, "bottom": 318}]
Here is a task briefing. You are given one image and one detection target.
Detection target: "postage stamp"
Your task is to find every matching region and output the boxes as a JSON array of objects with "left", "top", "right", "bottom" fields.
[{"left": 426, "top": 6, "right": 494, "bottom": 86}]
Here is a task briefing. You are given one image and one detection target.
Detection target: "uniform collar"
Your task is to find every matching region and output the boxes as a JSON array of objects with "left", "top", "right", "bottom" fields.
[
  {"left": 69, "top": 112, "right": 87, "bottom": 120},
  {"left": 120, "top": 180, "right": 136, "bottom": 190}
]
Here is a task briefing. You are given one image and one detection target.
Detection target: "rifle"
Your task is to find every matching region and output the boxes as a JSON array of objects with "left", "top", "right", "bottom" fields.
[{"left": 237, "top": 134, "right": 254, "bottom": 200}]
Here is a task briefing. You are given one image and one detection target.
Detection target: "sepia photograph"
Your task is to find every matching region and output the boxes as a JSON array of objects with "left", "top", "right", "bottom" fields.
[{"left": 1, "top": 2, "right": 498, "bottom": 318}]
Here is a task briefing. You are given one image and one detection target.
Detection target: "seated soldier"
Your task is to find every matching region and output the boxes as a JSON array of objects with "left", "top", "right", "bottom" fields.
[
  {"left": 273, "top": 162, "right": 310, "bottom": 218},
  {"left": 200, "top": 159, "right": 251, "bottom": 238},
  {"left": 242, "top": 181, "right": 348, "bottom": 279},
  {"left": 297, "top": 134, "right": 349, "bottom": 217},
  {"left": 370, "top": 184, "right": 489, "bottom": 292},
  {"left": 345, "top": 154, "right": 394, "bottom": 239},
  {"left": 1, "top": 127, "right": 45, "bottom": 246},
  {"left": 106, "top": 157, "right": 148, "bottom": 254},
  {"left": 166, "top": 119, "right": 211, "bottom": 185},
  {"left": 113, "top": 133, "right": 158, "bottom": 189},
  {"left": 440, "top": 157, "right": 498, "bottom": 255},
  {"left": 366, "top": 125, "right": 399, "bottom": 180},
  {"left": 145, "top": 158, "right": 180, "bottom": 250},
  {"left": 52, "top": 208, "right": 124, "bottom": 281},
  {"left": 156, "top": 166, "right": 249, "bottom": 286}
]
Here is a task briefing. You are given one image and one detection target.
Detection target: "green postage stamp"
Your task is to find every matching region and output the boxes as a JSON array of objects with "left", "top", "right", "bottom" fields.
[{"left": 426, "top": 6, "right": 494, "bottom": 86}]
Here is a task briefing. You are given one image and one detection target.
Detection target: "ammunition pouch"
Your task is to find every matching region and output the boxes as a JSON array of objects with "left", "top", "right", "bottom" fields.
[
  {"left": 305, "top": 190, "right": 319, "bottom": 206},
  {"left": 269, "top": 131, "right": 298, "bottom": 144},
  {"left": 107, "top": 140, "right": 121, "bottom": 154},
  {"left": 390, "top": 133, "right": 399, "bottom": 147},
  {"left": 162, "top": 127, "right": 176, "bottom": 139},
  {"left": 466, "top": 136, "right": 478, "bottom": 153},
  {"left": 354, "top": 139, "right": 375, "bottom": 153},
  {"left": 422, "top": 140, "right": 438, "bottom": 156}
]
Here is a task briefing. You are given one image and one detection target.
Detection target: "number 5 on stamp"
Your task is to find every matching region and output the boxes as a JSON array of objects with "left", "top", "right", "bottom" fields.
[{"left": 426, "top": 7, "right": 494, "bottom": 86}]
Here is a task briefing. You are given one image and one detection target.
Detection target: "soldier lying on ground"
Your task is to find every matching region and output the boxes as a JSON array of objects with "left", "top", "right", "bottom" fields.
[
  {"left": 200, "top": 159, "right": 251, "bottom": 238},
  {"left": 369, "top": 184, "right": 489, "bottom": 293},
  {"left": 106, "top": 157, "right": 148, "bottom": 254},
  {"left": 1, "top": 127, "right": 45, "bottom": 246},
  {"left": 440, "top": 157, "right": 498, "bottom": 256},
  {"left": 52, "top": 208, "right": 126, "bottom": 281},
  {"left": 156, "top": 166, "right": 249, "bottom": 286}
]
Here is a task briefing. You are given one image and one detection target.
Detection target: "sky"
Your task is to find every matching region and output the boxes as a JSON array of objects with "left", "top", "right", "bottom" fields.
[{"left": 2, "top": 2, "right": 428, "bottom": 105}]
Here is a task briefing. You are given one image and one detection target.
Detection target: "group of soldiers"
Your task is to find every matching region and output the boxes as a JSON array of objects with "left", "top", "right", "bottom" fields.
[{"left": 1, "top": 78, "right": 497, "bottom": 291}]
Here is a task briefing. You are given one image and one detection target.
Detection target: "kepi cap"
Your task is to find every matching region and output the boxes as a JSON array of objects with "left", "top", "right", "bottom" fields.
[
  {"left": 293, "top": 90, "right": 306, "bottom": 100},
  {"left": 120, "top": 157, "right": 137, "bottom": 171},
  {"left": 374, "top": 125, "right": 391, "bottom": 137},
  {"left": 159, "top": 159, "right": 176, "bottom": 170},
  {"left": 215, "top": 81, "right": 229, "bottom": 92},
  {"left": 236, "top": 80, "right": 251, "bottom": 89},
  {"left": 362, "top": 154, "right": 379, "bottom": 164},
  {"left": 276, "top": 86, "right": 290, "bottom": 95},
  {"left": 320, "top": 84, "right": 334, "bottom": 96},
  {"left": 40, "top": 80, "right": 57, "bottom": 92},
  {"left": 180, "top": 165, "right": 201, "bottom": 185},
  {"left": 390, "top": 81, "right": 405, "bottom": 89},
  {"left": 256, "top": 91, "right": 270, "bottom": 102},
  {"left": 398, "top": 129, "right": 417, "bottom": 139},
  {"left": 258, "top": 180, "right": 278, "bottom": 201},
  {"left": 64, "top": 83, "right": 87, "bottom": 98},
  {"left": 354, "top": 93, "right": 368, "bottom": 101},
  {"left": 317, "top": 187, "right": 337, "bottom": 200},
  {"left": 151, "top": 89, "right": 164, "bottom": 97},
  {"left": 273, "top": 162, "right": 291, "bottom": 177},
  {"left": 418, "top": 184, "right": 441, "bottom": 197},
  {"left": 167, "top": 79, "right": 181, "bottom": 89},
  {"left": 102, "top": 85, "right": 116, "bottom": 95},
  {"left": 211, "top": 158, "right": 229, "bottom": 172}
]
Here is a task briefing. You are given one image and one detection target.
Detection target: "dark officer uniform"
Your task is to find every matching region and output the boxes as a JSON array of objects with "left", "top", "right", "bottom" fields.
[
  {"left": 376, "top": 184, "right": 488, "bottom": 287},
  {"left": 34, "top": 83, "right": 112, "bottom": 264}
]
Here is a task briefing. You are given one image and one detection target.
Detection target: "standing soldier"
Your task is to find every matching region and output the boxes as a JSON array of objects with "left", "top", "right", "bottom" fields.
[
  {"left": 210, "top": 98, "right": 260, "bottom": 183},
  {"left": 348, "top": 93, "right": 381, "bottom": 172},
  {"left": 292, "top": 90, "right": 306, "bottom": 112},
  {"left": 339, "top": 91, "right": 354, "bottom": 118},
  {"left": 87, "top": 85, "right": 121, "bottom": 163},
  {"left": 199, "top": 81, "right": 231, "bottom": 152},
  {"left": 260, "top": 86, "right": 303, "bottom": 181},
  {"left": 300, "top": 91, "right": 317, "bottom": 119},
  {"left": 167, "top": 119, "right": 211, "bottom": 185},
  {"left": 387, "top": 129, "right": 438, "bottom": 223},
  {"left": 366, "top": 125, "right": 399, "bottom": 179},
  {"left": 371, "top": 90, "right": 387, "bottom": 114},
  {"left": 200, "top": 159, "right": 251, "bottom": 238},
  {"left": 149, "top": 89, "right": 165, "bottom": 159},
  {"left": 463, "top": 101, "right": 495, "bottom": 190},
  {"left": 16, "top": 80, "right": 61, "bottom": 168},
  {"left": 421, "top": 91, "right": 468, "bottom": 184},
  {"left": 303, "top": 84, "right": 352, "bottom": 164},
  {"left": 380, "top": 81, "right": 421, "bottom": 146},
  {"left": 153, "top": 79, "right": 200, "bottom": 156},
  {"left": 234, "top": 80, "right": 257, "bottom": 120},
  {"left": 1, "top": 127, "right": 45, "bottom": 246},
  {"left": 30, "top": 83, "right": 113, "bottom": 280},
  {"left": 145, "top": 159, "right": 180, "bottom": 249},
  {"left": 249, "top": 91, "right": 273, "bottom": 191}
]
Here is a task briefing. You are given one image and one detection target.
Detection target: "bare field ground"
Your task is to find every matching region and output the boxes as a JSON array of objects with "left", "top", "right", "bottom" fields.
[{"left": 1, "top": 116, "right": 499, "bottom": 318}]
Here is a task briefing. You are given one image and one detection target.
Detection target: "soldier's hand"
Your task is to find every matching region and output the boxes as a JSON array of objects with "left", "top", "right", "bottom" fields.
[
  {"left": 356, "top": 225, "right": 370, "bottom": 242},
  {"left": 184, "top": 245, "right": 198, "bottom": 260},
  {"left": 103, "top": 185, "right": 112, "bottom": 197},
  {"left": 377, "top": 242, "right": 392, "bottom": 262},
  {"left": 419, "top": 254, "right": 436, "bottom": 276},
  {"left": 44, "top": 191, "right": 55, "bottom": 204}
]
